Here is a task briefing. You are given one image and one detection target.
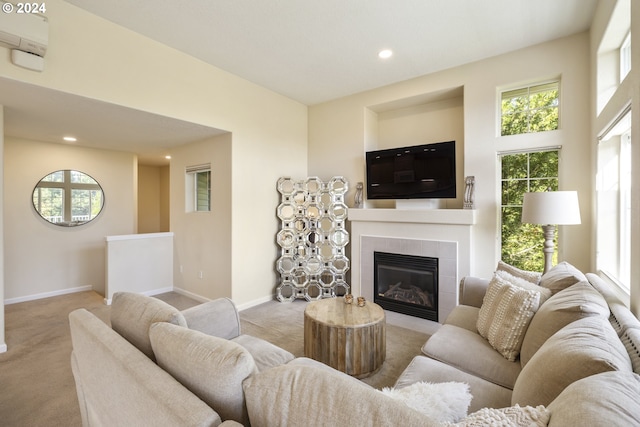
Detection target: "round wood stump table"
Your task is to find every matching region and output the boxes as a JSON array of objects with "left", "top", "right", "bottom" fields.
[{"left": 304, "top": 297, "right": 386, "bottom": 378}]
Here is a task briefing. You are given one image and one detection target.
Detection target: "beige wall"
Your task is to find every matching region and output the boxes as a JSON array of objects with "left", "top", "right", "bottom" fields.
[
  {"left": 138, "top": 164, "right": 170, "bottom": 233},
  {"left": 170, "top": 134, "right": 233, "bottom": 301},
  {"left": 4, "top": 138, "right": 136, "bottom": 301},
  {"left": 0, "top": 0, "right": 308, "bottom": 319},
  {"left": 309, "top": 32, "right": 592, "bottom": 279},
  {"left": 0, "top": 106, "right": 5, "bottom": 352}
]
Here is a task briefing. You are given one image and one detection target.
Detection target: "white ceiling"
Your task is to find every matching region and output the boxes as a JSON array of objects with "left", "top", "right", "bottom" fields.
[{"left": 2, "top": 0, "right": 598, "bottom": 164}]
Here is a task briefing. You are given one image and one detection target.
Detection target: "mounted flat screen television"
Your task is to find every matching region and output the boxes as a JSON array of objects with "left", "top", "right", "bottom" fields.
[{"left": 366, "top": 141, "right": 456, "bottom": 200}]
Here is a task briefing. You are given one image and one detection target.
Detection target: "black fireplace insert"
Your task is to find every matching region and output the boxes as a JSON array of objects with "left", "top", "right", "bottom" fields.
[{"left": 373, "top": 251, "right": 438, "bottom": 321}]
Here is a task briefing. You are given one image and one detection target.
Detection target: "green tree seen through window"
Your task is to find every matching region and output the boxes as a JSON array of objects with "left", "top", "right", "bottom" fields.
[
  {"left": 501, "top": 151, "right": 559, "bottom": 272},
  {"left": 501, "top": 82, "right": 559, "bottom": 136}
]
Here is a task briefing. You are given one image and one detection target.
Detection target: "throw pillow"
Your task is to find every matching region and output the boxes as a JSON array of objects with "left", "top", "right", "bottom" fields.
[
  {"left": 242, "top": 362, "right": 434, "bottom": 426},
  {"left": 497, "top": 260, "right": 542, "bottom": 284},
  {"left": 519, "top": 280, "right": 609, "bottom": 367},
  {"left": 149, "top": 322, "right": 258, "bottom": 425},
  {"left": 110, "top": 292, "right": 187, "bottom": 361},
  {"left": 547, "top": 371, "right": 640, "bottom": 427},
  {"left": 512, "top": 316, "right": 632, "bottom": 407},
  {"left": 476, "top": 273, "right": 541, "bottom": 361},
  {"left": 379, "top": 381, "right": 472, "bottom": 423},
  {"left": 538, "top": 261, "right": 587, "bottom": 294},
  {"left": 495, "top": 270, "right": 552, "bottom": 305},
  {"left": 444, "top": 404, "right": 549, "bottom": 427}
]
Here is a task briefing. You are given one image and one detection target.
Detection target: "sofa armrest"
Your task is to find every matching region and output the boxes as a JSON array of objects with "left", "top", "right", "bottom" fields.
[
  {"left": 459, "top": 276, "right": 490, "bottom": 308},
  {"left": 181, "top": 298, "right": 241, "bottom": 340}
]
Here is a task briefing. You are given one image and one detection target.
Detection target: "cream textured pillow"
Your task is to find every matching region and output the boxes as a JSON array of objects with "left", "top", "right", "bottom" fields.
[
  {"left": 477, "top": 273, "right": 541, "bottom": 361},
  {"left": 497, "top": 260, "right": 542, "bottom": 284},
  {"left": 380, "top": 381, "right": 472, "bottom": 423},
  {"left": 444, "top": 404, "right": 549, "bottom": 427}
]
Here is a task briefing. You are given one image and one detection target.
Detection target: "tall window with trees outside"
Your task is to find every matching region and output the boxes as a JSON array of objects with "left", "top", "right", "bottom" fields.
[
  {"left": 499, "top": 80, "right": 560, "bottom": 272},
  {"left": 500, "top": 151, "right": 559, "bottom": 272}
]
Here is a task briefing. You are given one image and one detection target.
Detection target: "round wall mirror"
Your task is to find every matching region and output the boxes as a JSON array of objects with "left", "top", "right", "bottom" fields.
[{"left": 32, "top": 170, "right": 105, "bottom": 227}]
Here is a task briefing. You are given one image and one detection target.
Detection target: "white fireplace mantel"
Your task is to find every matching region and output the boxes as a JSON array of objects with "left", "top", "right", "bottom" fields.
[
  {"left": 348, "top": 208, "right": 476, "bottom": 225},
  {"left": 348, "top": 208, "right": 476, "bottom": 323}
]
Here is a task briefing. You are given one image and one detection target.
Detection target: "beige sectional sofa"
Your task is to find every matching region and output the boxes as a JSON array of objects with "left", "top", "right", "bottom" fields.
[{"left": 69, "top": 262, "right": 640, "bottom": 426}]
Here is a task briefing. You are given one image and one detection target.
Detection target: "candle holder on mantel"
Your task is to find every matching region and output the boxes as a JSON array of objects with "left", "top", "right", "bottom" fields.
[{"left": 275, "top": 176, "right": 350, "bottom": 302}]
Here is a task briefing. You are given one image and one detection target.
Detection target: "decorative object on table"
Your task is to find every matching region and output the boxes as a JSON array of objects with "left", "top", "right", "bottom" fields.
[
  {"left": 344, "top": 294, "right": 354, "bottom": 304},
  {"left": 357, "top": 296, "right": 366, "bottom": 307},
  {"left": 521, "top": 190, "right": 581, "bottom": 274},
  {"left": 463, "top": 176, "right": 475, "bottom": 209},
  {"left": 276, "top": 176, "right": 350, "bottom": 302},
  {"left": 354, "top": 182, "right": 364, "bottom": 208}
]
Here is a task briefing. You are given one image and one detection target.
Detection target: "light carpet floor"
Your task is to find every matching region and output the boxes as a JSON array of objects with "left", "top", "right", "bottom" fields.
[{"left": 0, "top": 291, "right": 432, "bottom": 426}]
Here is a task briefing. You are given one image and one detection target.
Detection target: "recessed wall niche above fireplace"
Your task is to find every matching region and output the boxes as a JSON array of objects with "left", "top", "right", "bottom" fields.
[{"left": 374, "top": 252, "right": 438, "bottom": 321}]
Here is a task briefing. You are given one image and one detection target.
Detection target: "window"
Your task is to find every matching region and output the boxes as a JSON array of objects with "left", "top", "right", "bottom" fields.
[
  {"left": 597, "top": 109, "right": 631, "bottom": 291},
  {"left": 32, "top": 169, "right": 104, "bottom": 224},
  {"left": 500, "top": 150, "right": 559, "bottom": 272},
  {"left": 620, "top": 32, "right": 631, "bottom": 82},
  {"left": 185, "top": 164, "right": 211, "bottom": 212},
  {"left": 500, "top": 81, "right": 559, "bottom": 136}
]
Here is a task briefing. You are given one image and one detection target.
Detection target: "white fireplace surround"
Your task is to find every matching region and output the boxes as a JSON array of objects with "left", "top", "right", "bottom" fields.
[{"left": 349, "top": 208, "right": 476, "bottom": 323}]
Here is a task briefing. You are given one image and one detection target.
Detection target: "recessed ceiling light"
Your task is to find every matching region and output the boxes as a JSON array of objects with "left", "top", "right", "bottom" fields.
[
  {"left": 378, "top": 49, "right": 393, "bottom": 59},
  {"left": 165, "top": 155, "right": 171, "bottom": 160},
  {"left": 63, "top": 136, "right": 77, "bottom": 142}
]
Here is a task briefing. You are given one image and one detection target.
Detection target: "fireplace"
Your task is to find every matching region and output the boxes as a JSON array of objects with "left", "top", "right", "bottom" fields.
[{"left": 373, "top": 251, "right": 438, "bottom": 321}]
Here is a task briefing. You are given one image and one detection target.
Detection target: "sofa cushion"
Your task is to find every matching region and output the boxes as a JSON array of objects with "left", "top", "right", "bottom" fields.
[
  {"left": 520, "top": 281, "right": 609, "bottom": 367},
  {"left": 242, "top": 361, "right": 439, "bottom": 427},
  {"left": 149, "top": 322, "right": 257, "bottom": 425},
  {"left": 547, "top": 371, "right": 640, "bottom": 427},
  {"left": 444, "top": 305, "right": 480, "bottom": 332},
  {"left": 497, "top": 260, "right": 542, "bottom": 284},
  {"left": 110, "top": 292, "right": 187, "bottom": 360},
  {"left": 230, "top": 334, "right": 295, "bottom": 371},
  {"left": 512, "top": 316, "right": 632, "bottom": 407},
  {"left": 395, "top": 355, "right": 513, "bottom": 413},
  {"left": 476, "top": 272, "right": 542, "bottom": 361},
  {"left": 422, "top": 324, "right": 521, "bottom": 389},
  {"left": 538, "top": 261, "right": 587, "bottom": 295}
]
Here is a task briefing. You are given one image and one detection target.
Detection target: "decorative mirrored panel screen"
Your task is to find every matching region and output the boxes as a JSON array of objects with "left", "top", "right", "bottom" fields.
[
  {"left": 33, "top": 170, "right": 105, "bottom": 227},
  {"left": 276, "top": 176, "right": 349, "bottom": 302}
]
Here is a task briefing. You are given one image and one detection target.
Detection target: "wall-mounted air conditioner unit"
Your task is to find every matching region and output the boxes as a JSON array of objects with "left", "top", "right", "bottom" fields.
[
  {"left": 0, "top": 2, "right": 48, "bottom": 70},
  {"left": 0, "top": 2, "right": 48, "bottom": 56}
]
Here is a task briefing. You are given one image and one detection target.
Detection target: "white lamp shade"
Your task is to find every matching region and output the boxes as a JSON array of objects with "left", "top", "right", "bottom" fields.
[{"left": 521, "top": 191, "right": 581, "bottom": 225}]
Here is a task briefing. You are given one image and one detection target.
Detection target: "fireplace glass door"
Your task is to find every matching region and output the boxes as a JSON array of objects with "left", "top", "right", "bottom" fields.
[{"left": 373, "top": 251, "right": 438, "bottom": 321}]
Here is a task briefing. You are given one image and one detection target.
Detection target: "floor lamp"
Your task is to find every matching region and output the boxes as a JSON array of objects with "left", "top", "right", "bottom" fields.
[{"left": 521, "top": 191, "right": 581, "bottom": 274}]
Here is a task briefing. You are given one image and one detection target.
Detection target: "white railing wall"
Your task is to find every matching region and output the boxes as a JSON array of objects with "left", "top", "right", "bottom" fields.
[{"left": 105, "top": 232, "right": 174, "bottom": 304}]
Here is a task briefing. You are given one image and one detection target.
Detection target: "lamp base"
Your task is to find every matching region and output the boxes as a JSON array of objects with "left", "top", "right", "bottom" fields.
[{"left": 541, "top": 224, "right": 556, "bottom": 274}]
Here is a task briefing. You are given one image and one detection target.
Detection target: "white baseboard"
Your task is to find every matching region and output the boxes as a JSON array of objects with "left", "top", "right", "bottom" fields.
[
  {"left": 103, "top": 286, "right": 176, "bottom": 305},
  {"left": 171, "top": 287, "right": 275, "bottom": 311},
  {"left": 4, "top": 285, "right": 93, "bottom": 305},
  {"left": 0, "top": 342, "right": 7, "bottom": 353},
  {"left": 172, "top": 287, "right": 212, "bottom": 303},
  {"left": 236, "top": 294, "right": 276, "bottom": 311}
]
